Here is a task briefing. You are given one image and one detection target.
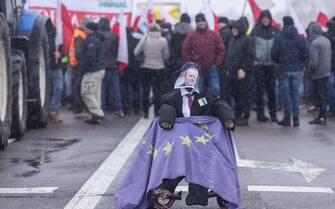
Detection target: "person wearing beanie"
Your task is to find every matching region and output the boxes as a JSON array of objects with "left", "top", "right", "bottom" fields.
[
  {"left": 271, "top": 16, "right": 308, "bottom": 127},
  {"left": 307, "top": 23, "right": 332, "bottom": 125},
  {"left": 251, "top": 10, "right": 280, "bottom": 123},
  {"left": 182, "top": 13, "right": 225, "bottom": 96},
  {"left": 171, "top": 13, "right": 194, "bottom": 74},
  {"left": 98, "top": 17, "right": 125, "bottom": 118},
  {"left": 180, "top": 13, "right": 191, "bottom": 23},
  {"left": 80, "top": 21, "right": 106, "bottom": 124},
  {"left": 218, "top": 16, "right": 231, "bottom": 47}
]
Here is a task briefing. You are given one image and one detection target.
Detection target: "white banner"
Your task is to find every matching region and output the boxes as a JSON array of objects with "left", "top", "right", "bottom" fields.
[
  {"left": 28, "top": 0, "right": 132, "bottom": 13},
  {"left": 27, "top": 0, "right": 133, "bottom": 27}
]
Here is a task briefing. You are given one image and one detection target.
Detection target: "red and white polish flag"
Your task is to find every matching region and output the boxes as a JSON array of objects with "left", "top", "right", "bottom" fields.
[
  {"left": 117, "top": 9, "right": 129, "bottom": 72},
  {"left": 55, "top": 0, "right": 73, "bottom": 53},
  {"left": 202, "top": 0, "right": 218, "bottom": 32},
  {"left": 316, "top": 0, "right": 329, "bottom": 28}
]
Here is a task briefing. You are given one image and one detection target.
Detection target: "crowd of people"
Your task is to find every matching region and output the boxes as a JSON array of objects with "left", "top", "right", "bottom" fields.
[{"left": 48, "top": 9, "right": 335, "bottom": 127}]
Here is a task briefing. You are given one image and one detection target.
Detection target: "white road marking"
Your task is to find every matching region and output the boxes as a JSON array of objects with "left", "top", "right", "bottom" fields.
[
  {"left": 8, "top": 138, "right": 16, "bottom": 144},
  {"left": 231, "top": 133, "right": 326, "bottom": 182},
  {"left": 248, "top": 185, "right": 334, "bottom": 193},
  {"left": 0, "top": 187, "right": 58, "bottom": 194},
  {"left": 64, "top": 115, "right": 152, "bottom": 209},
  {"left": 178, "top": 185, "right": 334, "bottom": 194}
]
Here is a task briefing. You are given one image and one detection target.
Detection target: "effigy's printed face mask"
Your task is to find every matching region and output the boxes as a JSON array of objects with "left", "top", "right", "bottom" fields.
[{"left": 174, "top": 68, "right": 200, "bottom": 92}]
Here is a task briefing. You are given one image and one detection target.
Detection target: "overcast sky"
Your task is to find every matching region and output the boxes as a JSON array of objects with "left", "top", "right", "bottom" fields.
[{"left": 137, "top": 0, "right": 335, "bottom": 27}]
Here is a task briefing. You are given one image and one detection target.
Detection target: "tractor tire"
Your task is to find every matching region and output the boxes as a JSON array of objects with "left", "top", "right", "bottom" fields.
[
  {"left": 10, "top": 50, "right": 28, "bottom": 138},
  {"left": 26, "top": 24, "right": 51, "bottom": 129},
  {"left": 0, "top": 19, "right": 12, "bottom": 150}
]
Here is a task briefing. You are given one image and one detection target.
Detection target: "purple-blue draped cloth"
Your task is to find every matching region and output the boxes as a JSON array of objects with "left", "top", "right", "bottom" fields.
[{"left": 115, "top": 116, "right": 240, "bottom": 209}]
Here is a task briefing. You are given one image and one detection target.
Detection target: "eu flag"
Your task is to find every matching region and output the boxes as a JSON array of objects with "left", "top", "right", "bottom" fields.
[{"left": 116, "top": 116, "right": 240, "bottom": 209}]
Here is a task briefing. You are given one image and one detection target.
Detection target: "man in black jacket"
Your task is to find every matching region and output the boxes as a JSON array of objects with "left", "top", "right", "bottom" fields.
[
  {"left": 170, "top": 13, "right": 193, "bottom": 71},
  {"left": 81, "top": 22, "right": 106, "bottom": 124},
  {"left": 251, "top": 10, "right": 280, "bottom": 122},
  {"left": 326, "top": 20, "right": 335, "bottom": 117},
  {"left": 150, "top": 62, "right": 234, "bottom": 208},
  {"left": 271, "top": 16, "right": 308, "bottom": 126},
  {"left": 98, "top": 17, "right": 124, "bottom": 118},
  {"left": 223, "top": 18, "right": 254, "bottom": 126}
]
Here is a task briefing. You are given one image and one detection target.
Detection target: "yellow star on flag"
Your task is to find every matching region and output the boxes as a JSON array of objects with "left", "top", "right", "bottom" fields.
[
  {"left": 180, "top": 136, "right": 192, "bottom": 147},
  {"left": 205, "top": 132, "right": 214, "bottom": 140},
  {"left": 198, "top": 123, "right": 209, "bottom": 130},
  {"left": 162, "top": 141, "right": 173, "bottom": 156},
  {"left": 147, "top": 145, "right": 158, "bottom": 158},
  {"left": 195, "top": 134, "right": 210, "bottom": 145}
]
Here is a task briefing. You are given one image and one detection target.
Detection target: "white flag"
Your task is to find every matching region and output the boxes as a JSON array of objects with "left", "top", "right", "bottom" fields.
[
  {"left": 132, "top": 0, "right": 155, "bottom": 34},
  {"left": 158, "top": 0, "right": 176, "bottom": 25},
  {"left": 117, "top": 9, "right": 129, "bottom": 71},
  {"left": 55, "top": 0, "right": 63, "bottom": 46},
  {"left": 285, "top": 0, "right": 307, "bottom": 37},
  {"left": 202, "top": 0, "right": 218, "bottom": 32}
]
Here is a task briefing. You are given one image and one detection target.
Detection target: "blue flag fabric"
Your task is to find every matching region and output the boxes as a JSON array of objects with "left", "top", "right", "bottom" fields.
[{"left": 115, "top": 116, "right": 240, "bottom": 209}]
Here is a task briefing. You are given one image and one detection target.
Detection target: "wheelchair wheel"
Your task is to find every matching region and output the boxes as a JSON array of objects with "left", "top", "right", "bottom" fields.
[{"left": 217, "top": 196, "right": 228, "bottom": 209}]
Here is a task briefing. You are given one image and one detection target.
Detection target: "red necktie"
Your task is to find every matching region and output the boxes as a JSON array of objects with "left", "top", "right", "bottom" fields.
[{"left": 187, "top": 94, "right": 193, "bottom": 109}]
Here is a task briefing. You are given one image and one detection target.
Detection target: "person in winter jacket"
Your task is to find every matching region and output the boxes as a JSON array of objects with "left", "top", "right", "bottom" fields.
[
  {"left": 98, "top": 17, "right": 124, "bottom": 118},
  {"left": 182, "top": 13, "right": 225, "bottom": 96},
  {"left": 307, "top": 23, "right": 332, "bottom": 125},
  {"left": 134, "top": 23, "right": 170, "bottom": 118},
  {"left": 70, "top": 17, "right": 91, "bottom": 119},
  {"left": 271, "top": 16, "right": 308, "bottom": 126},
  {"left": 81, "top": 22, "right": 106, "bottom": 124},
  {"left": 251, "top": 10, "right": 280, "bottom": 122},
  {"left": 120, "top": 27, "right": 142, "bottom": 115},
  {"left": 326, "top": 20, "right": 335, "bottom": 117},
  {"left": 223, "top": 18, "right": 254, "bottom": 126},
  {"left": 170, "top": 13, "right": 194, "bottom": 72},
  {"left": 218, "top": 16, "right": 231, "bottom": 48},
  {"left": 49, "top": 26, "right": 64, "bottom": 124}
]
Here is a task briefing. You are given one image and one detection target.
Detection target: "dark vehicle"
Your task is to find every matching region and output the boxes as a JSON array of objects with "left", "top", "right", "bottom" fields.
[{"left": 0, "top": 0, "right": 54, "bottom": 150}]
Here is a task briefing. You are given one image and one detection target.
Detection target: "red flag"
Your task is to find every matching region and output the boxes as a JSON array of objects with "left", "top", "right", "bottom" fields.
[
  {"left": 61, "top": 3, "right": 73, "bottom": 54},
  {"left": 316, "top": 0, "right": 329, "bottom": 27},
  {"left": 248, "top": 0, "right": 281, "bottom": 29},
  {"left": 55, "top": 0, "right": 73, "bottom": 54}
]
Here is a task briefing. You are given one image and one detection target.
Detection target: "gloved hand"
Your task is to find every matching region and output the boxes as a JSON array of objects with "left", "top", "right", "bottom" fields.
[
  {"left": 160, "top": 121, "right": 173, "bottom": 130},
  {"left": 225, "top": 119, "right": 235, "bottom": 131}
]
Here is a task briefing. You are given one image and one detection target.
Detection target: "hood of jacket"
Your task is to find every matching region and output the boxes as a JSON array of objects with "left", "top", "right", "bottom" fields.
[
  {"left": 148, "top": 31, "right": 162, "bottom": 39},
  {"left": 282, "top": 25, "right": 299, "bottom": 39},
  {"left": 252, "top": 10, "right": 278, "bottom": 40},
  {"left": 308, "top": 23, "right": 323, "bottom": 39},
  {"left": 173, "top": 22, "right": 193, "bottom": 35},
  {"left": 232, "top": 19, "right": 248, "bottom": 37},
  {"left": 98, "top": 17, "right": 111, "bottom": 31},
  {"left": 259, "top": 10, "right": 273, "bottom": 23}
]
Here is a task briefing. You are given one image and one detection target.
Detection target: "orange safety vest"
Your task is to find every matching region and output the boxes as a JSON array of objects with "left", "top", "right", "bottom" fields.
[{"left": 69, "top": 29, "right": 87, "bottom": 66}]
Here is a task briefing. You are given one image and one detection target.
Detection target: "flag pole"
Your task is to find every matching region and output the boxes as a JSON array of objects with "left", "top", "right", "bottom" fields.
[{"left": 242, "top": 0, "right": 248, "bottom": 16}]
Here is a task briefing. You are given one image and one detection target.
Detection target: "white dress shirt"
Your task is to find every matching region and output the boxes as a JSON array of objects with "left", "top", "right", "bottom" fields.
[{"left": 180, "top": 88, "right": 195, "bottom": 117}]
